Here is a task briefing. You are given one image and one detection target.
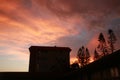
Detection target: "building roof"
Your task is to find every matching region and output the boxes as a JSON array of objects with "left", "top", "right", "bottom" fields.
[{"left": 29, "top": 46, "right": 71, "bottom": 51}]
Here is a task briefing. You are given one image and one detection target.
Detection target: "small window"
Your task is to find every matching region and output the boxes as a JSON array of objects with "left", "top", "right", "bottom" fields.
[
  {"left": 110, "top": 67, "right": 119, "bottom": 77},
  {"left": 36, "top": 64, "right": 39, "bottom": 72}
]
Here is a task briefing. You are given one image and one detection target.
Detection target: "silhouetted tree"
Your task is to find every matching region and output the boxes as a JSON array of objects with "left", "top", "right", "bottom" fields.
[
  {"left": 77, "top": 46, "right": 85, "bottom": 67},
  {"left": 85, "top": 48, "right": 90, "bottom": 64},
  {"left": 108, "top": 29, "right": 117, "bottom": 53},
  {"left": 94, "top": 48, "right": 99, "bottom": 60},
  {"left": 77, "top": 46, "right": 90, "bottom": 67},
  {"left": 97, "top": 33, "right": 108, "bottom": 56}
]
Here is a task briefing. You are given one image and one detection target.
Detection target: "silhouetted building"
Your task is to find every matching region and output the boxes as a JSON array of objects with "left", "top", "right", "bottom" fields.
[{"left": 29, "top": 46, "right": 71, "bottom": 73}]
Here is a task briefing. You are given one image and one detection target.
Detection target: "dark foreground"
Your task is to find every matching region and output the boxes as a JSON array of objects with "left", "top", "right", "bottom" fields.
[
  {"left": 0, "top": 71, "right": 79, "bottom": 80},
  {"left": 0, "top": 50, "right": 120, "bottom": 80}
]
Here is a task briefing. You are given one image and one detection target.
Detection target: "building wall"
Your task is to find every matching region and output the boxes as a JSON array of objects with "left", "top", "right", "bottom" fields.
[{"left": 29, "top": 46, "right": 71, "bottom": 73}]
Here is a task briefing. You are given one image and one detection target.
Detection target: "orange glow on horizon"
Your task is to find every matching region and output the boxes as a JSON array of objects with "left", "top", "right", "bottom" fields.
[
  {"left": 89, "top": 57, "right": 94, "bottom": 63},
  {"left": 70, "top": 57, "right": 78, "bottom": 64}
]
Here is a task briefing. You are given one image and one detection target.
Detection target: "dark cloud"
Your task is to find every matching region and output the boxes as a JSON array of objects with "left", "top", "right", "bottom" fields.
[
  {"left": 20, "top": 0, "right": 32, "bottom": 9},
  {"left": 37, "top": 0, "right": 120, "bottom": 16},
  {"left": 34, "top": 0, "right": 120, "bottom": 29}
]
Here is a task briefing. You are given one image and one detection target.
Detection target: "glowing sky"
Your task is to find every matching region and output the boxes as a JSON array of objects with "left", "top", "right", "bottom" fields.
[{"left": 0, "top": 0, "right": 120, "bottom": 72}]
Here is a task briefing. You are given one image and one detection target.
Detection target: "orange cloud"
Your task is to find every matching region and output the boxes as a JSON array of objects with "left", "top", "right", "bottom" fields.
[{"left": 0, "top": 0, "right": 120, "bottom": 71}]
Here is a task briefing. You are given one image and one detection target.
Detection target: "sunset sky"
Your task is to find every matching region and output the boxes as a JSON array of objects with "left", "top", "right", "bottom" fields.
[{"left": 0, "top": 0, "right": 120, "bottom": 72}]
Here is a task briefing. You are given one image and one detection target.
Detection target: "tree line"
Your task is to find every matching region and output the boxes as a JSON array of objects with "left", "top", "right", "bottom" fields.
[{"left": 71, "top": 29, "right": 117, "bottom": 69}]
